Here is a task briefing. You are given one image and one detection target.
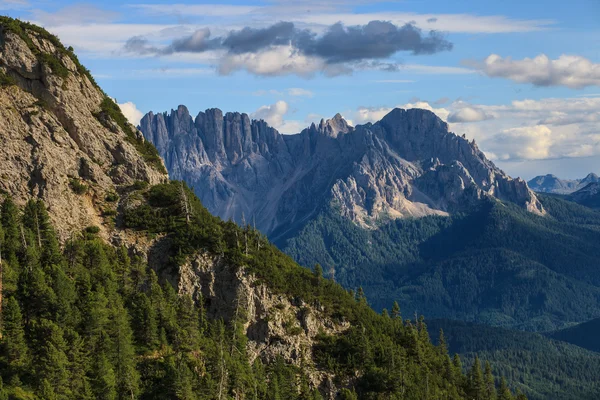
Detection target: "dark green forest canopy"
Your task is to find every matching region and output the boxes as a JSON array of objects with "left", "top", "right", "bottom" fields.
[
  {"left": 429, "top": 319, "right": 600, "bottom": 400},
  {"left": 0, "top": 187, "right": 524, "bottom": 399},
  {"left": 281, "top": 195, "right": 600, "bottom": 331}
]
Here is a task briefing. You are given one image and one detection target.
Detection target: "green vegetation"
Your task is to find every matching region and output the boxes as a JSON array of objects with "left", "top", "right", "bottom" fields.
[
  {"left": 0, "top": 16, "right": 98, "bottom": 88},
  {"left": 428, "top": 319, "right": 600, "bottom": 400},
  {"left": 95, "top": 97, "right": 166, "bottom": 174},
  {"left": 68, "top": 178, "right": 88, "bottom": 195},
  {"left": 105, "top": 192, "right": 119, "bottom": 203},
  {"left": 281, "top": 196, "right": 600, "bottom": 331},
  {"left": 118, "top": 181, "right": 522, "bottom": 398},
  {"left": 0, "top": 71, "right": 15, "bottom": 87}
]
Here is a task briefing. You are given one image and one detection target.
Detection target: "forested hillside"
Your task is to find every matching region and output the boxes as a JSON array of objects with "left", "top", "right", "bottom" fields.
[
  {"left": 0, "top": 185, "right": 521, "bottom": 399},
  {"left": 428, "top": 320, "right": 600, "bottom": 400},
  {"left": 282, "top": 195, "right": 600, "bottom": 331}
]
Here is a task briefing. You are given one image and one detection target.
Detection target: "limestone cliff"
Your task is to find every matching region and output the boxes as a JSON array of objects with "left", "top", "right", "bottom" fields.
[{"left": 140, "top": 105, "right": 544, "bottom": 240}]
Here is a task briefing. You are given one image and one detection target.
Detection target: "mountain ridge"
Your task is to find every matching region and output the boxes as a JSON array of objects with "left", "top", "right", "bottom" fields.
[
  {"left": 528, "top": 173, "right": 599, "bottom": 194},
  {"left": 140, "top": 105, "right": 543, "bottom": 241}
]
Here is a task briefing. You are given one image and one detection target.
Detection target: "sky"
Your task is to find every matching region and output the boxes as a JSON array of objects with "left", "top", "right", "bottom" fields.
[{"left": 2, "top": 0, "right": 600, "bottom": 179}]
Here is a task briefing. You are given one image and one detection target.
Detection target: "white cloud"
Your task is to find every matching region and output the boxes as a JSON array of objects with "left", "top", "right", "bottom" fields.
[
  {"left": 467, "top": 54, "right": 600, "bottom": 89},
  {"left": 250, "top": 100, "right": 311, "bottom": 134},
  {"left": 448, "top": 107, "right": 494, "bottom": 123},
  {"left": 118, "top": 101, "right": 144, "bottom": 127},
  {"left": 492, "top": 125, "right": 554, "bottom": 160},
  {"left": 218, "top": 45, "right": 326, "bottom": 77},
  {"left": 287, "top": 88, "right": 314, "bottom": 97},
  {"left": 251, "top": 100, "right": 290, "bottom": 129},
  {"left": 349, "top": 96, "right": 600, "bottom": 163}
]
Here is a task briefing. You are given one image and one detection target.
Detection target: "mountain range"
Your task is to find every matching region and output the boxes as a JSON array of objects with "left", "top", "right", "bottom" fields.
[
  {"left": 140, "top": 106, "right": 543, "bottom": 242},
  {"left": 528, "top": 173, "right": 599, "bottom": 194},
  {"left": 139, "top": 106, "right": 600, "bottom": 332}
]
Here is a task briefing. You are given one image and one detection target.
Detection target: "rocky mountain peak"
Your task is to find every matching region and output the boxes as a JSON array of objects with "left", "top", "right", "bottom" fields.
[
  {"left": 140, "top": 104, "right": 544, "bottom": 237},
  {"left": 317, "top": 113, "right": 353, "bottom": 138}
]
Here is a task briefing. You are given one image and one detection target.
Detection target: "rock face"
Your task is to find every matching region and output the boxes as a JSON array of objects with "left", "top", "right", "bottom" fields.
[
  {"left": 569, "top": 182, "right": 600, "bottom": 209},
  {"left": 175, "top": 252, "right": 348, "bottom": 395},
  {"left": 528, "top": 173, "right": 600, "bottom": 194},
  {"left": 140, "top": 106, "right": 543, "bottom": 240},
  {"left": 0, "top": 24, "right": 167, "bottom": 240}
]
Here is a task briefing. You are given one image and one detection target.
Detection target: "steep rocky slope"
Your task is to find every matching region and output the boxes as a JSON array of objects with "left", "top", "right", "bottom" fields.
[
  {"left": 568, "top": 182, "right": 600, "bottom": 209},
  {"left": 528, "top": 173, "right": 599, "bottom": 194},
  {"left": 0, "top": 17, "right": 167, "bottom": 241},
  {"left": 140, "top": 106, "right": 543, "bottom": 240}
]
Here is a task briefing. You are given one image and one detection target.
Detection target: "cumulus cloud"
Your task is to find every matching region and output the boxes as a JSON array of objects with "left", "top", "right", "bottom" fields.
[
  {"left": 349, "top": 97, "right": 600, "bottom": 163},
  {"left": 492, "top": 125, "right": 554, "bottom": 160},
  {"left": 467, "top": 54, "right": 600, "bottom": 89},
  {"left": 251, "top": 100, "right": 290, "bottom": 128},
  {"left": 123, "top": 20, "right": 452, "bottom": 77},
  {"left": 118, "top": 101, "right": 144, "bottom": 126},
  {"left": 448, "top": 107, "right": 494, "bottom": 123}
]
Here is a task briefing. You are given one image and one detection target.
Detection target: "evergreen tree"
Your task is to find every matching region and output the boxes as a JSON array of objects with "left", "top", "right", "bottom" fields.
[
  {"left": 391, "top": 301, "right": 401, "bottom": 320},
  {"left": 93, "top": 354, "right": 117, "bottom": 400},
  {"left": 498, "top": 377, "right": 513, "bottom": 400},
  {"left": 0, "top": 377, "right": 8, "bottom": 400},
  {"left": 484, "top": 361, "right": 497, "bottom": 400},
  {"left": 33, "top": 319, "right": 70, "bottom": 398},
  {"left": 468, "top": 355, "right": 486, "bottom": 400},
  {"left": 1, "top": 296, "right": 28, "bottom": 372},
  {"left": 109, "top": 301, "right": 139, "bottom": 400}
]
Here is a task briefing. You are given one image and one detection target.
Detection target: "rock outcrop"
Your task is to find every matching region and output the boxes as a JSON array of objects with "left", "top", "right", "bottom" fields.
[
  {"left": 528, "top": 173, "right": 600, "bottom": 194},
  {"left": 140, "top": 106, "right": 543, "bottom": 240},
  {"left": 0, "top": 22, "right": 167, "bottom": 240}
]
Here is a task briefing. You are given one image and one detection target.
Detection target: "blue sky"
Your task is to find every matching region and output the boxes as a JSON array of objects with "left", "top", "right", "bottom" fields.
[{"left": 2, "top": 0, "right": 600, "bottom": 179}]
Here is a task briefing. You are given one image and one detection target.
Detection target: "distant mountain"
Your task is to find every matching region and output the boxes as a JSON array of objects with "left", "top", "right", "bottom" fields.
[
  {"left": 140, "top": 106, "right": 600, "bottom": 331},
  {"left": 568, "top": 182, "right": 600, "bottom": 209},
  {"left": 528, "top": 173, "right": 599, "bottom": 194},
  {"left": 283, "top": 194, "right": 600, "bottom": 331},
  {"left": 429, "top": 319, "right": 600, "bottom": 400},
  {"left": 140, "top": 106, "right": 543, "bottom": 242},
  {"left": 547, "top": 317, "right": 600, "bottom": 353}
]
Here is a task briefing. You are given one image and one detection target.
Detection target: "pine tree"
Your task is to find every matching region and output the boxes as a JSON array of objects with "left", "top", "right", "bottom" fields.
[
  {"left": 391, "top": 301, "right": 401, "bottom": 320},
  {"left": 468, "top": 356, "right": 486, "bottom": 400},
  {"left": 1, "top": 296, "right": 29, "bottom": 372},
  {"left": 498, "top": 377, "right": 513, "bottom": 400},
  {"left": 313, "top": 264, "right": 323, "bottom": 279},
  {"left": 110, "top": 301, "right": 140, "bottom": 400},
  {"left": 484, "top": 361, "right": 497, "bottom": 400},
  {"left": 0, "top": 377, "right": 8, "bottom": 400},
  {"left": 93, "top": 353, "right": 117, "bottom": 400},
  {"left": 33, "top": 319, "right": 70, "bottom": 399}
]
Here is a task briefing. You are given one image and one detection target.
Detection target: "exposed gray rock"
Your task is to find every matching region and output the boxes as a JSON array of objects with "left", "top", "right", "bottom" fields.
[
  {"left": 528, "top": 173, "right": 600, "bottom": 194},
  {"left": 140, "top": 106, "right": 544, "bottom": 239}
]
